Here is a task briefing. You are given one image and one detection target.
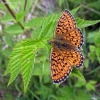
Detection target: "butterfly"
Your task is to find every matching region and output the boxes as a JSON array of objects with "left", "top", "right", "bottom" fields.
[{"left": 50, "top": 10, "right": 84, "bottom": 84}]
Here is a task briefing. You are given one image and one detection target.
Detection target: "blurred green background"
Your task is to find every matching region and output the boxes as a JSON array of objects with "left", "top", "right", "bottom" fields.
[{"left": 0, "top": 0, "right": 100, "bottom": 100}]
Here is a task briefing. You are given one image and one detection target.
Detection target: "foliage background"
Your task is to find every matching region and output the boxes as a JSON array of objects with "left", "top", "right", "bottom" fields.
[{"left": 0, "top": 0, "right": 100, "bottom": 100}]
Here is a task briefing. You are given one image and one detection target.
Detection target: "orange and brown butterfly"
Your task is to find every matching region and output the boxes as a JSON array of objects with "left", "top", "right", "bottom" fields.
[{"left": 50, "top": 9, "right": 84, "bottom": 84}]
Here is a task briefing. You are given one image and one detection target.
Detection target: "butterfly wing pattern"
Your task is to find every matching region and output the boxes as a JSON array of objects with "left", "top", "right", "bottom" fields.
[{"left": 51, "top": 10, "right": 84, "bottom": 84}]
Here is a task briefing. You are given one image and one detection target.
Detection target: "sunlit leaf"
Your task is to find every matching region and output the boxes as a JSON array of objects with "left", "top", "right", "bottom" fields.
[
  {"left": 76, "top": 18, "right": 100, "bottom": 28},
  {"left": 72, "top": 68, "right": 86, "bottom": 82}
]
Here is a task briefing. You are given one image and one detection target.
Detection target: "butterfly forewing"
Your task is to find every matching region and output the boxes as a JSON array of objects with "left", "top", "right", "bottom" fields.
[{"left": 55, "top": 10, "right": 83, "bottom": 48}]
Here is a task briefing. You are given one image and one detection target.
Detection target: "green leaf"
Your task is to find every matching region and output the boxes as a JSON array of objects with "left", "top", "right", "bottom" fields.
[
  {"left": 7, "top": 42, "right": 23, "bottom": 85},
  {"left": 86, "top": 80, "right": 96, "bottom": 91},
  {"left": 1, "top": 13, "right": 14, "bottom": 22},
  {"left": 8, "top": 59, "right": 21, "bottom": 86},
  {"left": 20, "top": 39, "right": 46, "bottom": 92},
  {"left": 71, "top": 6, "right": 80, "bottom": 16},
  {"left": 95, "top": 47, "right": 100, "bottom": 62},
  {"left": 2, "top": 48, "right": 12, "bottom": 57},
  {"left": 33, "top": 63, "right": 42, "bottom": 76},
  {"left": 7, "top": 0, "right": 19, "bottom": 10},
  {"left": 27, "top": 17, "right": 43, "bottom": 29},
  {"left": 4, "top": 62, "right": 11, "bottom": 76},
  {"left": 6, "top": 38, "right": 47, "bottom": 92},
  {"left": 72, "top": 68, "right": 86, "bottom": 82},
  {"left": 5, "top": 34, "right": 14, "bottom": 46},
  {"left": 76, "top": 18, "right": 100, "bottom": 28},
  {"left": 89, "top": 45, "right": 96, "bottom": 52},
  {"left": 94, "top": 30, "right": 100, "bottom": 46},
  {"left": 16, "top": 12, "right": 25, "bottom": 22},
  {"left": 75, "top": 90, "right": 91, "bottom": 100},
  {"left": 84, "top": 59, "right": 89, "bottom": 68},
  {"left": 0, "top": 3, "right": 7, "bottom": 9},
  {"left": 21, "top": 46, "right": 36, "bottom": 92},
  {"left": 4, "top": 24, "right": 24, "bottom": 35},
  {"left": 33, "top": 50, "right": 50, "bottom": 76},
  {"left": 31, "top": 15, "right": 58, "bottom": 39},
  {"left": 42, "top": 61, "right": 50, "bottom": 76},
  {"left": 75, "top": 80, "right": 85, "bottom": 87},
  {"left": 88, "top": 52, "right": 96, "bottom": 62}
]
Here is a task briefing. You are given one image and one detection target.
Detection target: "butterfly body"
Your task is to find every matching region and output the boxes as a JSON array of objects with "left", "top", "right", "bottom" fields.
[
  {"left": 50, "top": 10, "right": 84, "bottom": 84},
  {"left": 52, "top": 40, "right": 76, "bottom": 50}
]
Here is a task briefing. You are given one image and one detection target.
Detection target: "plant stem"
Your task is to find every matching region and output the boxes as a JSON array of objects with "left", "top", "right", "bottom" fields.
[
  {"left": 2, "top": 0, "right": 25, "bottom": 30},
  {"left": 23, "top": 0, "right": 31, "bottom": 38}
]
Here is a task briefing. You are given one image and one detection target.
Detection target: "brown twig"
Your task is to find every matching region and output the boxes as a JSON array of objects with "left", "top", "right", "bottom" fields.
[
  {"left": 24, "top": 0, "right": 27, "bottom": 11},
  {"left": 2, "top": 0, "right": 25, "bottom": 30},
  {"left": 24, "top": 0, "right": 27, "bottom": 21},
  {"left": 23, "top": 0, "right": 31, "bottom": 38}
]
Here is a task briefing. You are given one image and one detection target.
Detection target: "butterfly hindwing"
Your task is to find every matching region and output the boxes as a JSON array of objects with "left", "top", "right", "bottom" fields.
[
  {"left": 51, "top": 47, "right": 72, "bottom": 83},
  {"left": 61, "top": 49, "right": 84, "bottom": 68}
]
